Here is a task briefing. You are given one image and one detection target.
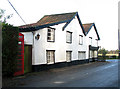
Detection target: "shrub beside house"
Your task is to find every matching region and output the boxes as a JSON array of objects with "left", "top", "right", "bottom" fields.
[{"left": 2, "top": 23, "right": 19, "bottom": 77}]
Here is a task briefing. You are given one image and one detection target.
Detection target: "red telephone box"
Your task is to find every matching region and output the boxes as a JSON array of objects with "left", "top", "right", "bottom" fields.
[{"left": 14, "top": 33, "right": 24, "bottom": 76}]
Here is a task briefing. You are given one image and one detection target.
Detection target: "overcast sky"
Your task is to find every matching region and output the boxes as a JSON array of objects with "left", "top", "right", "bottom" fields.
[{"left": 0, "top": 0, "right": 119, "bottom": 51}]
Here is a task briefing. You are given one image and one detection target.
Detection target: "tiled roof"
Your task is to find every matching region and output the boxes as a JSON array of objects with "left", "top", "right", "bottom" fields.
[
  {"left": 19, "top": 12, "right": 77, "bottom": 29},
  {"left": 37, "top": 12, "right": 77, "bottom": 26},
  {"left": 83, "top": 23, "right": 100, "bottom": 40},
  {"left": 19, "top": 23, "right": 37, "bottom": 28},
  {"left": 82, "top": 23, "right": 93, "bottom": 33}
]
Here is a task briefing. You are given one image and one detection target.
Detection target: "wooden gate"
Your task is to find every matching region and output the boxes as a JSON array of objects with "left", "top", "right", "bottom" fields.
[
  {"left": 24, "top": 45, "right": 32, "bottom": 73},
  {"left": 14, "top": 33, "right": 24, "bottom": 76}
]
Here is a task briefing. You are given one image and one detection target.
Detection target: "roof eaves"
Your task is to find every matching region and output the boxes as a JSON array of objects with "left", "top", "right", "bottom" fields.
[
  {"left": 76, "top": 13, "right": 86, "bottom": 36},
  {"left": 19, "top": 19, "right": 71, "bottom": 32},
  {"left": 93, "top": 23, "right": 100, "bottom": 40}
]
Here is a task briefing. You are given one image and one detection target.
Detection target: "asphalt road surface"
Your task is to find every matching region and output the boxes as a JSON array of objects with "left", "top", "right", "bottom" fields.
[{"left": 5, "top": 59, "right": 119, "bottom": 87}]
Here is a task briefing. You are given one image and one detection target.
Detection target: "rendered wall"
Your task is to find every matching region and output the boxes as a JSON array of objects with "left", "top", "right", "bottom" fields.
[
  {"left": 32, "top": 16, "right": 88, "bottom": 65},
  {"left": 22, "top": 16, "right": 99, "bottom": 65}
]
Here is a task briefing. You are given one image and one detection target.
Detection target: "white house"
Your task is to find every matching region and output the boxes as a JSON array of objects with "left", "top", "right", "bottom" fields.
[
  {"left": 19, "top": 12, "right": 100, "bottom": 71},
  {"left": 83, "top": 23, "right": 100, "bottom": 61}
]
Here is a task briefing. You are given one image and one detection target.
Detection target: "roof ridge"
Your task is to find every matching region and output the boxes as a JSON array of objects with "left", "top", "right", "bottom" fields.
[{"left": 44, "top": 12, "right": 78, "bottom": 16}]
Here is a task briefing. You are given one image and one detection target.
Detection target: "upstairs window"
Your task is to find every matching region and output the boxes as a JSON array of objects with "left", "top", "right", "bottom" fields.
[
  {"left": 66, "top": 31, "right": 72, "bottom": 43},
  {"left": 47, "top": 28, "right": 55, "bottom": 42},
  {"left": 89, "top": 37, "right": 92, "bottom": 45},
  {"left": 79, "top": 35, "right": 83, "bottom": 45},
  {"left": 96, "top": 39, "right": 98, "bottom": 46}
]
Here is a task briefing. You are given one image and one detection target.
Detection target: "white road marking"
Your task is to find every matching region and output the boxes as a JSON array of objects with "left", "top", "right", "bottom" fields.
[{"left": 53, "top": 81, "right": 65, "bottom": 84}]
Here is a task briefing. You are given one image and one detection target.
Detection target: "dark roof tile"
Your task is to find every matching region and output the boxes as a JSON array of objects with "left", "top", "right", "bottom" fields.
[
  {"left": 82, "top": 23, "right": 93, "bottom": 33},
  {"left": 19, "top": 12, "right": 77, "bottom": 28}
]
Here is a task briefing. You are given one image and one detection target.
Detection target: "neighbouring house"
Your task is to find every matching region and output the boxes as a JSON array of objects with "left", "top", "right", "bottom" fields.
[
  {"left": 82, "top": 23, "right": 100, "bottom": 61},
  {"left": 19, "top": 12, "right": 100, "bottom": 72}
]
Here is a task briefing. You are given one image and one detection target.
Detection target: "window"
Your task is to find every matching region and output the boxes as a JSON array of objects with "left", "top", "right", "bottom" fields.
[
  {"left": 46, "top": 50, "right": 55, "bottom": 64},
  {"left": 47, "top": 28, "right": 55, "bottom": 42},
  {"left": 66, "top": 51, "right": 72, "bottom": 62},
  {"left": 66, "top": 31, "right": 72, "bottom": 43},
  {"left": 94, "top": 51, "right": 98, "bottom": 58},
  {"left": 96, "top": 39, "right": 98, "bottom": 46},
  {"left": 89, "top": 37, "right": 92, "bottom": 45},
  {"left": 78, "top": 51, "right": 86, "bottom": 60},
  {"left": 79, "top": 35, "right": 83, "bottom": 45},
  {"left": 19, "top": 36, "right": 23, "bottom": 38}
]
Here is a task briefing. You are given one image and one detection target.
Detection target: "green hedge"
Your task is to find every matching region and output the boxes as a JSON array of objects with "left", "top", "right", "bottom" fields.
[
  {"left": 98, "top": 55, "right": 118, "bottom": 59},
  {"left": 2, "top": 23, "right": 19, "bottom": 77}
]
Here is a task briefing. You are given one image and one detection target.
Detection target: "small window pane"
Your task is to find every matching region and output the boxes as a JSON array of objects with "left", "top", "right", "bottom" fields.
[
  {"left": 48, "top": 33, "right": 51, "bottom": 36},
  {"left": 46, "top": 50, "right": 55, "bottom": 64},
  {"left": 79, "top": 35, "right": 83, "bottom": 45},
  {"left": 89, "top": 37, "right": 92, "bottom": 45},
  {"left": 66, "top": 51, "right": 72, "bottom": 62},
  {"left": 78, "top": 51, "right": 86, "bottom": 60},
  {"left": 47, "top": 28, "right": 55, "bottom": 42},
  {"left": 19, "top": 36, "right": 23, "bottom": 38},
  {"left": 48, "top": 29, "right": 51, "bottom": 32},
  {"left": 66, "top": 31, "right": 72, "bottom": 43}
]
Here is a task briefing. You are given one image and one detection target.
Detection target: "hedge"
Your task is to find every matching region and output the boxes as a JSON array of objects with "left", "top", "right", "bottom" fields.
[{"left": 2, "top": 23, "right": 19, "bottom": 77}]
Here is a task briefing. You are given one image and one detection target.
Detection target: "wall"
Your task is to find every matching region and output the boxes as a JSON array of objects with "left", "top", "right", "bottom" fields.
[
  {"left": 86, "top": 26, "right": 98, "bottom": 47},
  {"left": 86, "top": 26, "right": 99, "bottom": 58},
  {"left": 65, "top": 16, "right": 87, "bottom": 60},
  {"left": 22, "top": 16, "right": 99, "bottom": 65},
  {"left": 22, "top": 32, "right": 33, "bottom": 45},
  {"left": 32, "top": 16, "right": 88, "bottom": 65}
]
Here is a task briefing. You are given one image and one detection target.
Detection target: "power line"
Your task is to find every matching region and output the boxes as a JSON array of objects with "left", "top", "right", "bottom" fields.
[{"left": 7, "top": 0, "right": 26, "bottom": 24}]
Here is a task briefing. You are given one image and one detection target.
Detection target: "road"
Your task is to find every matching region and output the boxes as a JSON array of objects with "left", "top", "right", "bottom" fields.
[{"left": 4, "top": 59, "right": 119, "bottom": 87}]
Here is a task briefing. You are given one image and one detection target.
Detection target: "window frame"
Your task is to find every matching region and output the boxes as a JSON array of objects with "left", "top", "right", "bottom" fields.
[
  {"left": 95, "top": 39, "right": 98, "bottom": 46},
  {"left": 66, "top": 31, "right": 72, "bottom": 44},
  {"left": 47, "top": 28, "right": 55, "bottom": 42},
  {"left": 79, "top": 35, "right": 83, "bottom": 45},
  {"left": 46, "top": 50, "right": 55, "bottom": 64},
  {"left": 78, "top": 51, "right": 86, "bottom": 60},
  {"left": 89, "top": 37, "right": 92, "bottom": 45},
  {"left": 66, "top": 51, "right": 72, "bottom": 62}
]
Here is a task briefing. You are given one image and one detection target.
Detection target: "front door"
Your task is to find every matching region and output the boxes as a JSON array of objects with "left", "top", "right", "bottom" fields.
[{"left": 24, "top": 45, "right": 32, "bottom": 73}]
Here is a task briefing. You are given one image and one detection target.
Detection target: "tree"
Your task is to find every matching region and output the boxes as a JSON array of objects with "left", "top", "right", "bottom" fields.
[
  {"left": 2, "top": 22, "right": 19, "bottom": 77},
  {"left": 1, "top": 9, "right": 19, "bottom": 77},
  {"left": 98, "top": 48, "right": 108, "bottom": 59},
  {"left": 0, "top": 9, "right": 13, "bottom": 22}
]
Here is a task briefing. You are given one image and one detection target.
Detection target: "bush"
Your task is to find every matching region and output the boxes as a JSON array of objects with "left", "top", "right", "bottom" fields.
[{"left": 2, "top": 23, "right": 19, "bottom": 77}]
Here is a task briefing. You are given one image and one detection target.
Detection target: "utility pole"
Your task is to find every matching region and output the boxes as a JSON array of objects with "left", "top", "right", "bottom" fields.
[
  {"left": 118, "top": 2, "right": 120, "bottom": 59},
  {"left": 118, "top": 29, "right": 120, "bottom": 58}
]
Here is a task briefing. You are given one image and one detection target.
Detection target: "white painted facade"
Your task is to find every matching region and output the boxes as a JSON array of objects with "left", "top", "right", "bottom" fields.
[
  {"left": 21, "top": 16, "right": 99, "bottom": 65},
  {"left": 86, "top": 26, "right": 99, "bottom": 59}
]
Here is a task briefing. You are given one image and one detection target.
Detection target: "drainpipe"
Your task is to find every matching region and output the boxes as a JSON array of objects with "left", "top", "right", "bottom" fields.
[{"left": 32, "top": 31, "right": 35, "bottom": 65}]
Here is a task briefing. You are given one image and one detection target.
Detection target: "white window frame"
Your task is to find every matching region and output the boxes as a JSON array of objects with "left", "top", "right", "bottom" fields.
[
  {"left": 89, "top": 37, "right": 92, "bottom": 45},
  {"left": 78, "top": 51, "right": 86, "bottom": 60},
  {"left": 47, "top": 28, "right": 55, "bottom": 42},
  {"left": 66, "top": 31, "right": 72, "bottom": 43},
  {"left": 46, "top": 50, "right": 55, "bottom": 64},
  {"left": 66, "top": 51, "right": 72, "bottom": 62},
  {"left": 79, "top": 35, "right": 83, "bottom": 45},
  {"left": 96, "top": 39, "right": 98, "bottom": 46}
]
